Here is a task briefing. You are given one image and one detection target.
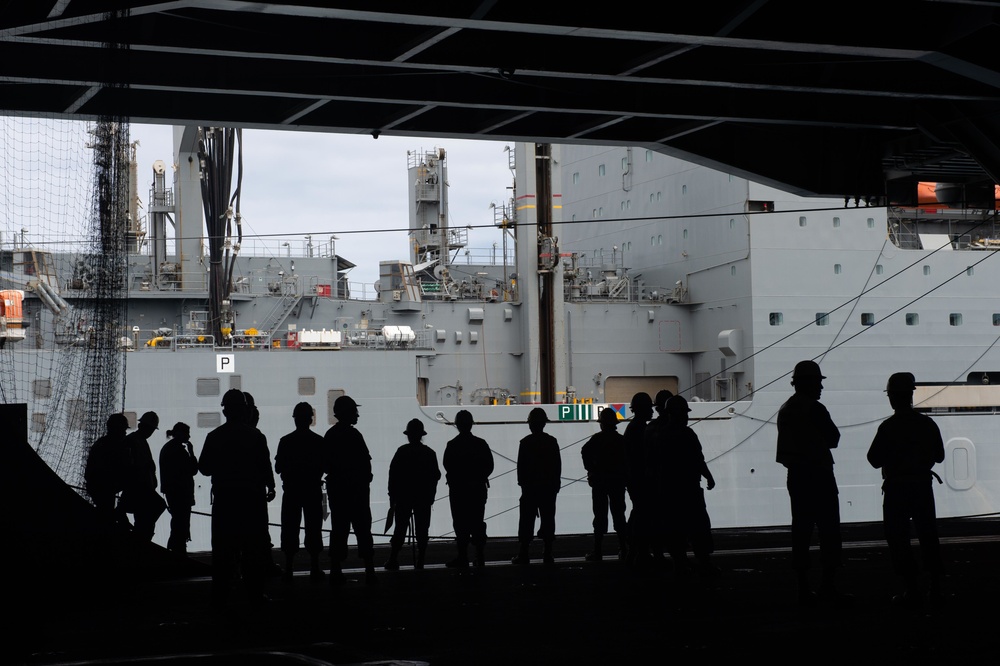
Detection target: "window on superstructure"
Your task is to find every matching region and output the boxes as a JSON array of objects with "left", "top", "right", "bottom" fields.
[
  {"left": 833, "top": 217, "right": 841, "bottom": 228},
  {"left": 593, "top": 209, "right": 599, "bottom": 219},
  {"left": 298, "top": 377, "right": 316, "bottom": 395},
  {"left": 622, "top": 157, "right": 628, "bottom": 170},
  {"left": 683, "top": 229, "right": 688, "bottom": 239},
  {"left": 769, "top": 312, "right": 783, "bottom": 326},
  {"left": 834, "top": 264, "right": 842, "bottom": 274},
  {"left": 906, "top": 313, "right": 919, "bottom": 326},
  {"left": 799, "top": 216, "right": 807, "bottom": 227},
  {"left": 657, "top": 192, "right": 662, "bottom": 201},
  {"left": 730, "top": 219, "right": 735, "bottom": 229},
  {"left": 196, "top": 378, "right": 220, "bottom": 396},
  {"left": 993, "top": 314, "right": 1000, "bottom": 326},
  {"left": 967, "top": 266, "right": 974, "bottom": 276},
  {"left": 950, "top": 313, "right": 963, "bottom": 326},
  {"left": 327, "top": 389, "right": 346, "bottom": 425},
  {"left": 31, "top": 413, "right": 45, "bottom": 434},
  {"left": 197, "top": 412, "right": 222, "bottom": 428},
  {"left": 32, "top": 379, "right": 52, "bottom": 399},
  {"left": 861, "top": 313, "right": 875, "bottom": 326},
  {"left": 66, "top": 399, "right": 85, "bottom": 431},
  {"left": 815, "top": 313, "right": 830, "bottom": 326},
  {"left": 646, "top": 150, "right": 654, "bottom": 162},
  {"left": 867, "top": 218, "right": 875, "bottom": 228},
  {"left": 876, "top": 265, "right": 884, "bottom": 275},
  {"left": 229, "top": 375, "right": 242, "bottom": 391},
  {"left": 598, "top": 164, "right": 605, "bottom": 176},
  {"left": 657, "top": 235, "right": 662, "bottom": 245},
  {"left": 923, "top": 265, "right": 931, "bottom": 276},
  {"left": 731, "top": 266, "right": 736, "bottom": 276},
  {"left": 682, "top": 185, "right": 688, "bottom": 195},
  {"left": 573, "top": 172, "right": 579, "bottom": 185}
]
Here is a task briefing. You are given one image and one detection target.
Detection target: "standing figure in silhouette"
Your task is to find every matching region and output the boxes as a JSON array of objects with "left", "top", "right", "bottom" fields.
[
  {"left": 658, "top": 395, "right": 717, "bottom": 577},
  {"left": 159, "top": 421, "right": 198, "bottom": 555},
  {"left": 443, "top": 409, "right": 494, "bottom": 568},
  {"left": 244, "top": 392, "right": 280, "bottom": 578},
  {"left": 776, "top": 360, "right": 843, "bottom": 605},
  {"left": 121, "top": 411, "right": 166, "bottom": 541},
  {"left": 624, "top": 392, "right": 653, "bottom": 567},
  {"left": 199, "top": 389, "right": 276, "bottom": 606},
  {"left": 85, "top": 413, "right": 131, "bottom": 527},
  {"left": 642, "top": 389, "right": 673, "bottom": 562},
  {"left": 512, "top": 408, "right": 561, "bottom": 566},
  {"left": 384, "top": 418, "right": 441, "bottom": 571},
  {"left": 581, "top": 407, "right": 628, "bottom": 561},
  {"left": 867, "top": 372, "right": 945, "bottom": 607},
  {"left": 324, "top": 395, "right": 377, "bottom": 585},
  {"left": 275, "top": 402, "right": 325, "bottom": 581}
]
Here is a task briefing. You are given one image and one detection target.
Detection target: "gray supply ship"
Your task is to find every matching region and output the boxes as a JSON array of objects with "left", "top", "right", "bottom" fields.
[{"left": 3, "top": 126, "right": 999, "bottom": 554}]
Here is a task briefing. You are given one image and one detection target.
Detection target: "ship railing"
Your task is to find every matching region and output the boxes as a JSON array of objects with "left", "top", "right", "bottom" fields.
[
  {"left": 120, "top": 268, "right": 210, "bottom": 293},
  {"left": 228, "top": 331, "right": 273, "bottom": 350},
  {"left": 563, "top": 281, "right": 675, "bottom": 303},
  {"left": 129, "top": 328, "right": 216, "bottom": 350}
]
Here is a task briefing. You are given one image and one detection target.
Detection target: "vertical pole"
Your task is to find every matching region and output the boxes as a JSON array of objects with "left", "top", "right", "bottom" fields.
[{"left": 536, "top": 144, "right": 555, "bottom": 404}]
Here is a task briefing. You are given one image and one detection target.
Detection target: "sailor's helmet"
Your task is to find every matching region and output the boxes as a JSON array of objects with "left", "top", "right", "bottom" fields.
[
  {"left": 599, "top": 407, "right": 619, "bottom": 425},
  {"left": 221, "top": 388, "right": 246, "bottom": 408},
  {"left": 653, "top": 389, "right": 674, "bottom": 411},
  {"left": 404, "top": 418, "right": 427, "bottom": 437},
  {"left": 886, "top": 372, "right": 916, "bottom": 393},
  {"left": 106, "top": 413, "right": 129, "bottom": 431},
  {"left": 333, "top": 395, "right": 360, "bottom": 418},
  {"left": 527, "top": 407, "right": 549, "bottom": 424},
  {"left": 666, "top": 395, "right": 691, "bottom": 414},
  {"left": 629, "top": 392, "right": 653, "bottom": 410},
  {"left": 454, "top": 409, "right": 474, "bottom": 429},
  {"left": 138, "top": 411, "right": 159, "bottom": 429},
  {"left": 791, "top": 360, "right": 825, "bottom": 382}
]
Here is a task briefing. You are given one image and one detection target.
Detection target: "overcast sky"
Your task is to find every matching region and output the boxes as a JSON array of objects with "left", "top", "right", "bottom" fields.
[{"left": 130, "top": 125, "right": 517, "bottom": 286}]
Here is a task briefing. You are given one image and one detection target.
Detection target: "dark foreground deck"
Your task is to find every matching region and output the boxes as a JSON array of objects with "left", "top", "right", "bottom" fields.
[
  {"left": 8, "top": 521, "right": 1000, "bottom": 666},
  {"left": 3, "top": 415, "right": 998, "bottom": 665}
]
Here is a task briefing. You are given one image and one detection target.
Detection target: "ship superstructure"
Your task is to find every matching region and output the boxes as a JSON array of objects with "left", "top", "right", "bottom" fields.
[{"left": 3, "top": 131, "right": 1000, "bottom": 553}]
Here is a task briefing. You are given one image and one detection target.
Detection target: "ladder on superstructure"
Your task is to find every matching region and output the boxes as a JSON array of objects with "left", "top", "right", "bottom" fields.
[{"left": 258, "top": 293, "right": 302, "bottom": 335}]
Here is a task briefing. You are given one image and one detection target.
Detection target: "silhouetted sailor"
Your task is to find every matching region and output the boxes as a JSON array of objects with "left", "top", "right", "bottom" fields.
[
  {"left": 243, "top": 391, "right": 280, "bottom": 578},
  {"left": 85, "top": 413, "right": 130, "bottom": 527},
  {"left": 658, "top": 395, "right": 717, "bottom": 577},
  {"left": 512, "top": 408, "right": 561, "bottom": 566},
  {"left": 443, "top": 410, "right": 494, "bottom": 568},
  {"left": 641, "top": 389, "right": 673, "bottom": 562},
  {"left": 867, "top": 372, "right": 945, "bottom": 607},
  {"left": 581, "top": 407, "right": 628, "bottom": 561},
  {"left": 121, "top": 411, "right": 166, "bottom": 541},
  {"left": 199, "top": 389, "right": 276, "bottom": 606},
  {"left": 159, "top": 421, "right": 198, "bottom": 555},
  {"left": 624, "top": 392, "right": 653, "bottom": 567},
  {"left": 323, "top": 395, "right": 377, "bottom": 584},
  {"left": 776, "top": 360, "right": 843, "bottom": 605},
  {"left": 384, "top": 418, "right": 441, "bottom": 571},
  {"left": 275, "top": 402, "right": 325, "bottom": 581}
]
